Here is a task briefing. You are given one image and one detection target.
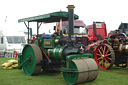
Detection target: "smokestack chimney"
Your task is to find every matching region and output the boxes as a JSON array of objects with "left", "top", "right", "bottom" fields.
[{"left": 67, "top": 5, "right": 75, "bottom": 47}]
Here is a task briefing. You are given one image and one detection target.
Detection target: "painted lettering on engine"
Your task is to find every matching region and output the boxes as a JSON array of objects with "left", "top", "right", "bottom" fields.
[{"left": 44, "top": 42, "right": 51, "bottom": 45}]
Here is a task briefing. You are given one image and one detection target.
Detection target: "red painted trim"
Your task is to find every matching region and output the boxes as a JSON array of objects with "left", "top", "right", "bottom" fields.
[{"left": 40, "top": 47, "right": 50, "bottom": 60}]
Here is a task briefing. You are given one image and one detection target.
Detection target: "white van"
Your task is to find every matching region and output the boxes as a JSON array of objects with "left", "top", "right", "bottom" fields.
[{"left": 0, "top": 30, "right": 26, "bottom": 57}]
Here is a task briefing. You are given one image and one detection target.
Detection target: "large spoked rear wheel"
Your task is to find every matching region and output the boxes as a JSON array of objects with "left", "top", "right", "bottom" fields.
[
  {"left": 22, "top": 44, "right": 42, "bottom": 75},
  {"left": 94, "top": 44, "right": 115, "bottom": 69}
]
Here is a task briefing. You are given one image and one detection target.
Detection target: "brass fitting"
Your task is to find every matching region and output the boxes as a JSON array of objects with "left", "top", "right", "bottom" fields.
[
  {"left": 55, "top": 39, "right": 59, "bottom": 43},
  {"left": 67, "top": 5, "right": 75, "bottom": 9}
]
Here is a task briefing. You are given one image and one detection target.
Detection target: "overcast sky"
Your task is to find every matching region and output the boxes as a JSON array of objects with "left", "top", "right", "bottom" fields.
[{"left": 0, "top": 0, "right": 128, "bottom": 34}]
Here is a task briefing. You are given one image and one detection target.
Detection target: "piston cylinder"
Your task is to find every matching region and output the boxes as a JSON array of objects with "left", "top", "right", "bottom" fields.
[{"left": 48, "top": 46, "right": 65, "bottom": 60}]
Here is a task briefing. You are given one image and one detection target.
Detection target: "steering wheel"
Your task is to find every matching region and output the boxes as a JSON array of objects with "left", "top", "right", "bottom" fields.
[{"left": 30, "top": 34, "right": 37, "bottom": 44}]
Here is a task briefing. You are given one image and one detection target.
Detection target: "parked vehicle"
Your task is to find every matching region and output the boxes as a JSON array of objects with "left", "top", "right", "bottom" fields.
[
  {"left": 55, "top": 20, "right": 89, "bottom": 46},
  {"left": 86, "top": 22, "right": 107, "bottom": 43},
  {"left": 0, "top": 30, "right": 26, "bottom": 58}
]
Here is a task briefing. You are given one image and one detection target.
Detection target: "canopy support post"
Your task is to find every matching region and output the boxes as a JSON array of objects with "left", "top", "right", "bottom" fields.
[
  {"left": 37, "top": 22, "right": 42, "bottom": 38},
  {"left": 24, "top": 22, "right": 30, "bottom": 44}
]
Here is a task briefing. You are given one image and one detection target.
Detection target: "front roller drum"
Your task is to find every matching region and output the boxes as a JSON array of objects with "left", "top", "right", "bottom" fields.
[
  {"left": 63, "top": 58, "right": 98, "bottom": 85},
  {"left": 22, "top": 44, "right": 42, "bottom": 75}
]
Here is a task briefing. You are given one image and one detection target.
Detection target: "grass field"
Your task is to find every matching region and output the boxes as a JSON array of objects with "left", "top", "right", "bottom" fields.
[{"left": 0, "top": 57, "right": 128, "bottom": 85}]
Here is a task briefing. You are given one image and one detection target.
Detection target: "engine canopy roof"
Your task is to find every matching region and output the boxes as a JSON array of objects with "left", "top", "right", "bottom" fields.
[{"left": 18, "top": 11, "right": 79, "bottom": 23}]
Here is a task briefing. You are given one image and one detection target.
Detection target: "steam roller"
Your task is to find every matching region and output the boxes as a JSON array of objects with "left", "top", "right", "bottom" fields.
[{"left": 17, "top": 5, "right": 99, "bottom": 85}]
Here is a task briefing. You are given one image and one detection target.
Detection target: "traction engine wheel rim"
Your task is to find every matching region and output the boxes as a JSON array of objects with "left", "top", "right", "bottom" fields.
[
  {"left": 22, "top": 44, "right": 42, "bottom": 75},
  {"left": 94, "top": 44, "right": 115, "bottom": 69}
]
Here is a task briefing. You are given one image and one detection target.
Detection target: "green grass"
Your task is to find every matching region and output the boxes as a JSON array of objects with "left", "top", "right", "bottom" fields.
[{"left": 0, "top": 57, "right": 128, "bottom": 85}]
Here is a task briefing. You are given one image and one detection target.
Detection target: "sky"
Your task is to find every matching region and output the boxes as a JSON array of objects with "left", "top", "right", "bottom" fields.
[{"left": 0, "top": 0, "right": 128, "bottom": 34}]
